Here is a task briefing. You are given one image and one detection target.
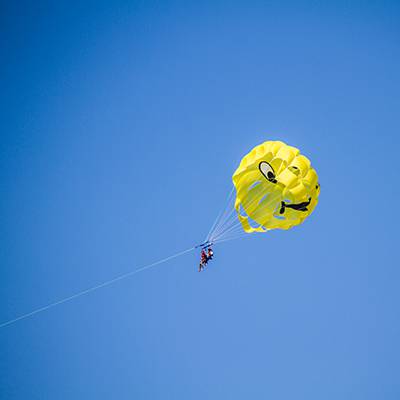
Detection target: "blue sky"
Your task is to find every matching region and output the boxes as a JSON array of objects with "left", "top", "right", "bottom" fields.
[{"left": 1, "top": 1, "right": 399, "bottom": 398}]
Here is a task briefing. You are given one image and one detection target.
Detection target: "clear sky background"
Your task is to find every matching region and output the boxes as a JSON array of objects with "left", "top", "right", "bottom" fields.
[{"left": 1, "top": 1, "right": 399, "bottom": 399}]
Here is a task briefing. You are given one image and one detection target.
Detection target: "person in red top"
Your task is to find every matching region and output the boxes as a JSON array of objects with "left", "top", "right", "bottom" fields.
[{"left": 199, "top": 249, "right": 207, "bottom": 272}]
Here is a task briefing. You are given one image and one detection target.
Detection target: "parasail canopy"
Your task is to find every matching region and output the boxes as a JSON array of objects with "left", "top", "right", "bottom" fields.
[{"left": 205, "top": 140, "right": 320, "bottom": 244}]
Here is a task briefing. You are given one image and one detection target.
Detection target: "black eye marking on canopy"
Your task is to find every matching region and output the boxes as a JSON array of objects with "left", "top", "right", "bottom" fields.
[
  {"left": 259, "top": 161, "right": 277, "bottom": 184},
  {"left": 279, "top": 198, "right": 311, "bottom": 215}
]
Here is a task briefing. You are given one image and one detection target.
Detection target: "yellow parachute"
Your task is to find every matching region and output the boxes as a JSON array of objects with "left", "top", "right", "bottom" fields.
[
  {"left": 203, "top": 140, "right": 320, "bottom": 246},
  {"left": 232, "top": 140, "right": 320, "bottom": 233}
]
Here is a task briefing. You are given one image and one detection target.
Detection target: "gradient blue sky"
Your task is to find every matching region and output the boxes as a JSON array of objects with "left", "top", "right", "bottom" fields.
[{"left": 1, "top": 1, "right": 400, "bottom": 399}]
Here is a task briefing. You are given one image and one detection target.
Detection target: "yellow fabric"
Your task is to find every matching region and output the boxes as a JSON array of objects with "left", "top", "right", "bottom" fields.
[{"left": 232, "top": 140, "right": 320, "bottom": 233}]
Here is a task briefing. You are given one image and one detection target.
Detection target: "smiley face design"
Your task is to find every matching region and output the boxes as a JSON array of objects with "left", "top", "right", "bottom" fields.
[{"left": 232, "top": 140, "right": 320, "bottom": 232}]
